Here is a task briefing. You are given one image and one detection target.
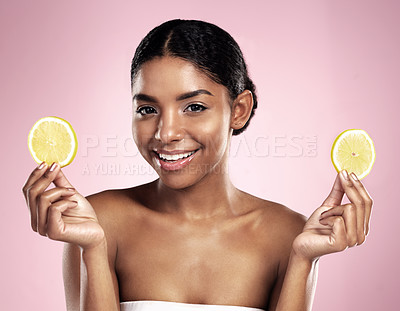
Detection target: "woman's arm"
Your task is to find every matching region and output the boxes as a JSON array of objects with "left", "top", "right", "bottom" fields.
[
  {"left": 266, "top": 216, "right": 317, "bottom": 311},
  {"left": 81, "top": 240, "right": 120, "bottom": 311},
  {"left": 270, "top": 171, "right": 372, "bottom": 311},
  {"left": 63, "top": 243, "right": 80, "bottom": 311},
  {"left": 63, "top": 240, "right": 120, "bottom": 311},
  {"left": 23, "top": 163, "right": 120, "bottom": 311},
  {"left": 272, "top": 252, "right": 319, "bottom": 311}
]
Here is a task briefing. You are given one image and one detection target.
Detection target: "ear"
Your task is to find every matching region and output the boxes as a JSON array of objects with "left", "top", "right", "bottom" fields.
[{"left": 230, "top": 90, "right": 254, "bottom": 131}]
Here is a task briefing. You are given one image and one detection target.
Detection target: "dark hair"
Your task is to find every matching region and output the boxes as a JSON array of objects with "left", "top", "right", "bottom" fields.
[{"left": 131, "top": 19, "right": 258, "bottom": 135}]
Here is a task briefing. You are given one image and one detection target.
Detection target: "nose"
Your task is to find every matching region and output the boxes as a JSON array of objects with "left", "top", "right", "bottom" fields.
[{"left": 155, "top": 109, "right": 184, "bottom": 143}]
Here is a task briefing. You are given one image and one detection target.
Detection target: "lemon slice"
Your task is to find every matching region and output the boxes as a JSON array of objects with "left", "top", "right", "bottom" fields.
[
  {"left": 331, "top": 129, "right": 376, "bottom": 179},
  {"left": 28, "top": 116, "right": 78, "bottom": 167}
]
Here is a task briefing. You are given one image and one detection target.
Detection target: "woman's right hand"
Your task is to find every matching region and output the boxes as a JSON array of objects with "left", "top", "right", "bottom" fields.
[{"left": 22, "top": 162, "right": 105, "bottom": 250}]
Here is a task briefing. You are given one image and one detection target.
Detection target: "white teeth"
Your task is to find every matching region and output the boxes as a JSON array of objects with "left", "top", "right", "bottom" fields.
[{"left": 158, "top": 150, "right": 196, "bottom": 161}]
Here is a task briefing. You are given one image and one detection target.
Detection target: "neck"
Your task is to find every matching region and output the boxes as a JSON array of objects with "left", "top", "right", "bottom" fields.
[{"left": 153, "top": 164, "right": 240, "bottom": 221}]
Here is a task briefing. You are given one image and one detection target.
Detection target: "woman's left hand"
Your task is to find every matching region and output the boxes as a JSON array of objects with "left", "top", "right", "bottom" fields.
[{"left": 292, "top": 170, "right": 373, "bottom": 261}]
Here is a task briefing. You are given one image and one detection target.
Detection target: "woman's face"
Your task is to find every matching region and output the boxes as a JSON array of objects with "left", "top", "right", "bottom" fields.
[{"left": 131, "top": 56, "right": 233, "bottom": 189}]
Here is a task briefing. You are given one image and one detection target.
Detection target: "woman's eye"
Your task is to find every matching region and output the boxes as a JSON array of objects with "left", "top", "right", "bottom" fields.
[
  {"left": 136, "top": 106, "right": 157, "bottom": 116},
  {"left": 185, "top": 103, "right": 207, "bottom": 113}
]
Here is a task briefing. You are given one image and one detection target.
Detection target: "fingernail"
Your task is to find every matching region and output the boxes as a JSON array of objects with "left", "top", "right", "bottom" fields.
[
  {"left": 67, "top": 187, "right": 75, "bottom": 191},
  {"left": 37, "top": 162, "right": 46, "bottom": 170},
  {"left": 49, "top": 162, "right": 57, "bottom": 172},
  {"left": 350, "top": 172, "right": 358, "bottom": 181},
  {"left": 341, "top": 170, "right": 349, "bottom": 180}
]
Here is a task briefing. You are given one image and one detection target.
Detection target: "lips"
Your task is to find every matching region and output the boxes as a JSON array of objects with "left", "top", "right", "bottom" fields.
[{"left": 154, "top": 149, "right": 199, "bottom": 171}]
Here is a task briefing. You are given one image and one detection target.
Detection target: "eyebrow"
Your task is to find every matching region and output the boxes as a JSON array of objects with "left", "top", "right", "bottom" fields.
[
  {"left": 176, "top": 89, "right": 214, "bottom": 101},
  {"left": 133, "top": 89, "right": 214, "bottom": 103}
]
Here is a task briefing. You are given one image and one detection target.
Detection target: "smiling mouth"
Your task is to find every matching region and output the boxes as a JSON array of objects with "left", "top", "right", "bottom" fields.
[{"left": 155, "top": 150, "right": 198, "bottom": 162}]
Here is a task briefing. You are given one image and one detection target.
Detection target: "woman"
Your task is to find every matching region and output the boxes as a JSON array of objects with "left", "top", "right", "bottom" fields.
[{"left": 22, "top": 19, "right": 373, "bottom": 311}]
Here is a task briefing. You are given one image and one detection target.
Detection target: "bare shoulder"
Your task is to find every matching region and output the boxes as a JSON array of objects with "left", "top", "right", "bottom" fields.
[
  {"left": 86, "top": 188, "right": 130, "bottom": 221},
  {"left": 85, "top": 182, "right": 154, "bottom": 236},
  {"left": 241, "top": 191, "right": 307, "bottom": 249},
  {"left": 86, "top": 187, "right": 136, "bottom": 215},
  {"left": 260, "top": 198, "right": 306, "bottom": 237},
  {"left": 86, "top": 182, "right": 150, "bottom": 209}
]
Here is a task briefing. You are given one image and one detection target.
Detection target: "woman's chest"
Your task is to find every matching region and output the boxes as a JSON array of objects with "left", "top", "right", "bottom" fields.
[{"left": 114, "top": 218, "right": 280, "bottom": 307}]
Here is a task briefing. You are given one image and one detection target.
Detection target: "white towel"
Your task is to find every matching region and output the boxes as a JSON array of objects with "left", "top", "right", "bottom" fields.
[{"left": 120, "top": 300, "right": 265, "bottom": 311}]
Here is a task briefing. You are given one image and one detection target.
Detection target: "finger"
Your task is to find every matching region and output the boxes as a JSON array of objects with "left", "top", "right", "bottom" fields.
[
  {"left": 36, "top": 187, "right": 76, "bottom": 236},
  {"left": 320, "top": 204, "right": 357, "bottom": 247},
  {"left": 22, "top": 162, "right": 48, "bottom": 202},
  {"left": 46, "top": 200, "right": 78, "bottom": 241},
  {"left": 27, "top": 162, "right": 60, "bottom": 232},
  {"left": 349, "top": 172, "right": 374, "bottom": 236},
  {"left": 340, "top": 170, "right": 366, "bottom": 245},
  {"left": 322, "top": 173, "right": 345, "bottom": 207},
  {"left": 319, "top": 216, "right": 348, "bottom": 252},
  {"left": 53, "top": 167, "right": 74, "bottom": 189}
]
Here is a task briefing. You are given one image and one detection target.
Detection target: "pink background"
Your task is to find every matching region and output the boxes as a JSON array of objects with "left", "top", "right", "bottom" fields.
[{"left": 1, "top": 0, "right": 399, "bottom": 310}]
